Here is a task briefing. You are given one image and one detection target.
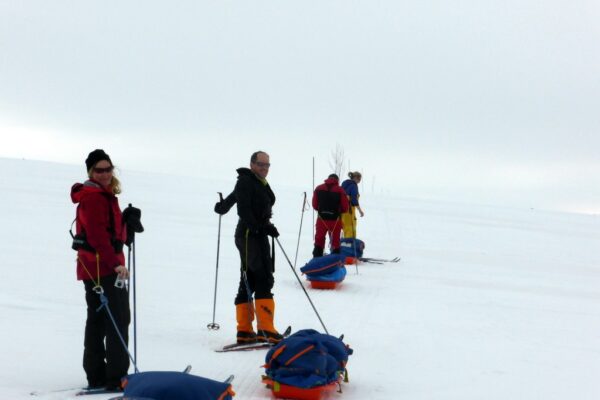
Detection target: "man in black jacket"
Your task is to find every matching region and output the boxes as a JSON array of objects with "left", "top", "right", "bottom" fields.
[{"left": 215, "top": 151, "right": 282, "bottom": 344}]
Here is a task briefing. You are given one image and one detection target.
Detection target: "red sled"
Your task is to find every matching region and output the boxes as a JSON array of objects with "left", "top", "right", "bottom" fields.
[
  {"left": 309, "top": 280, "right": 339, "bottom": 290},
  {"left": 344, "top": 256, "right": 357, "bottom": 265},
  {"left": 263, "top": 378, "right": 338, "bottom": 400}
]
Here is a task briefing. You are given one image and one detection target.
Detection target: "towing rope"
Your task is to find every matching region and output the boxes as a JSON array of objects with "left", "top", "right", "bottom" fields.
[{"left": 78, "top": 252, "right": 138, "bottom": 373}]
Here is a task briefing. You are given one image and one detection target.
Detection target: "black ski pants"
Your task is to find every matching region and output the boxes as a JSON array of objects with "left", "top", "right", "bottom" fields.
[
  {"left": 234, "top": 234, "right": 274, "bottom": 304},
  {"left": 83, "top": 273, "right": 130, "bottom": 388}
]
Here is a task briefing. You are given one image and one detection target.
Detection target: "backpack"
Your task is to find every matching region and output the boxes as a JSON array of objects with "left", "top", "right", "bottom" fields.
[
  {"left": 316, "top": 189, "right": 341, "bottom": 220},
  {"left": 264, "top": 329, "right": 353, "bottom": 389}
]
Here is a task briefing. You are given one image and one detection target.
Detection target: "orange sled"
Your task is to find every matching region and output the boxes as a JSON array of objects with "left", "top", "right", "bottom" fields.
[
  {"left": 309, "top": 280, "right": 340, "bottom": 290},
  {"left": 344, "top": 256, "right": 357, "bottom": 265},
  {"left": 263, "top": 378, "right": 338, "bottom": 400}
]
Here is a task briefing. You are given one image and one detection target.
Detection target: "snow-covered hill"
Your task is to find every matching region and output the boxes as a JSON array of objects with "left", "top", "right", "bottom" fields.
[{"left": 1, "top": 157, "right": 599, "bottom": 399}]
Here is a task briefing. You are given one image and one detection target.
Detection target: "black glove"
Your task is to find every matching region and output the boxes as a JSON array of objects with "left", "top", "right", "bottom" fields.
[
  {"left": 264, "top": 224, "right": 280, "bottom": 238},
  {"left": 122, "top": 204, "right": 144, "bottom": 246},
  {"left": 214, "top": 192, "right": 236, "bottom": 215},
  {"left": 122, "top": 204, "right": 144, "bottom": 233},
  {"left": 214, "top": 201, "right": 227, "bottom": 215}
]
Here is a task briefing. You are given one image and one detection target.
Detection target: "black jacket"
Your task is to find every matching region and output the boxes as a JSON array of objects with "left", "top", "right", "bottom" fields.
[{"left": 234, "top": 168, "right": 275, "bottom": 237}]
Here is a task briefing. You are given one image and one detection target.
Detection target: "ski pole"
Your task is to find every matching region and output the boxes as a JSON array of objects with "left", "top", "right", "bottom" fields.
[
  {"left": 122, "top": 203, "right": 144, "bottom": 368},
  {"left": 95, "top": 286, "right": 139, "bottom": 373},
  {"left": 352, "top": 210, "right": 359, "bottom": 274},
  {"left": 293, "top": 192, "right": 307, "bottom": 269},
  {"left": 132, "top": 236, "right": 138, "bottom": 364},
  {"left": 207, "top": 192, "right": 223, "bottom": 330},
  {"left": 275, "top": 237, "right": 329, "bottom": 334},
  {"left": 312, "top": 157, "right": 315, "bottom": 240},
  {"left": 127, "top": 241, "right": 135, "bottom": 364}
]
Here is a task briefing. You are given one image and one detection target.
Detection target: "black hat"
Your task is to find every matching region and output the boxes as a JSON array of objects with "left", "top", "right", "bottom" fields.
[
  {"left": 85, "top": 149, "right": 112, "bottom": 171},
  {"left": 328, "top": 173, "right": 339, "bottom": 181}
]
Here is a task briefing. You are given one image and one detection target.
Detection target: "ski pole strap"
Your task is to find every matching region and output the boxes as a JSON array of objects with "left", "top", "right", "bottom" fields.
[{"left": 95, "top": 291, "right": 139, "bottom": 373}]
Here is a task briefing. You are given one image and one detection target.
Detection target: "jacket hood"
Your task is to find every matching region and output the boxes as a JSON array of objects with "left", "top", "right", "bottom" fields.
[
  {"left": 237, "top": 167, "right": 268, "bottom": 184},
  {"left": 70, "top": 180, "right": 105, "bottom": 204},
  {"left": 324, "top": 177, "right": 339, "bottom": 186},
  {"left": 236, "top": 167, "right": 253, "bottom": 177}
]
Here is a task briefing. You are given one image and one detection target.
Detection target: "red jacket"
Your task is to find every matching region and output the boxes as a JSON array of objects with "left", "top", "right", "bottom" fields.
[
  {"left": 71, "top": 180, "right": 126, "bottom": 281},
  {"left": 312, "top": 177, "right": 349, "bottom": 219}
]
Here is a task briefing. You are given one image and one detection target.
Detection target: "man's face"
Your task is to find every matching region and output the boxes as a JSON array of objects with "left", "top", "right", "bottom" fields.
[{"left": 251, "top": 153, "right": 270, "bottom": 179}]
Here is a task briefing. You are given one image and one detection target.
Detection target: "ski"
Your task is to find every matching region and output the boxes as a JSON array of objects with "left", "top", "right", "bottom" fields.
[
  {"left": 108, "top": 397, "right": 153, "bottom": 400},
  {"left": 359, "top": 259, "right": 384, "bottom": 264},
  {"left": 216, "top": 326, "right": 291, "bottom": 353},
  {"left": 359, "top": 256, "right": 400, "bottom": 263},
  {"left": 31, "top": 386, "right": 83, "bottom": 396},
  {"left": 31, "top": 386, "right": 121, "bottom": 397},
  {"left": 217, "top": 342, "right": 273, "bottom": 352},
  {"left": 34, "top": 365, "right": 192, "bottom": 398},
  {"left": 76, "top": 388, "right": 123, "bottom": 396}
]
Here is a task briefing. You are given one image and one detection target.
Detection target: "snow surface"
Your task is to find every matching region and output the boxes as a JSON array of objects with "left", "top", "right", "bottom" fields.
[{"left": 1, "top": 157, "right": 600, "bottom": 400}]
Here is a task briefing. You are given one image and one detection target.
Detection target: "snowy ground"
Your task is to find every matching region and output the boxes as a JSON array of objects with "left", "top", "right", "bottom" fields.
[{"left": 1, "top": 157, "right": 599, "bottom": 400}]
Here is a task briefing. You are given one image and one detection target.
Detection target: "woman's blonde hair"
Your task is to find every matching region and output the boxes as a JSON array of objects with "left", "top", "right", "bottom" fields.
[
  {"left": 348, "top": 171, "right": 362, "bottom": 180},
  {"left": 88, "top": 166, "right": 122, "bottom": 194}
]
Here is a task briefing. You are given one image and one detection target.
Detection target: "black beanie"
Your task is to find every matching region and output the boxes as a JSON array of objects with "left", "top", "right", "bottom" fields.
[
  {"left": 85, "top": 149, "right": 112, "bottom": 171},
  {"left": 328, "top": 173, "right": 339, "bottom": 181}
]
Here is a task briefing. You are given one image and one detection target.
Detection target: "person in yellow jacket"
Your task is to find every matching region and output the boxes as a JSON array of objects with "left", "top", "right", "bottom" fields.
[{"left": 341, "top": 171, "right": 364, "bottom": 238}]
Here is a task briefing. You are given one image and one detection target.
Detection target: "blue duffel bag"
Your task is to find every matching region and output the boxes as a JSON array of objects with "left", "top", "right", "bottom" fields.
[
  {"left": 306, "top": 266, "right": 347, "bottom": 282},
  {"left": 300, "top": 254, "right": 344, "bottom": 277},
  {"left": 340, "top": 238, "right": 365, "bottom": 258},
  {"left": 120, "top": 371, "right": 234, "bottom": 400},
  {"left": 264, "top": 329, "right": 353, "bottom": 389}
]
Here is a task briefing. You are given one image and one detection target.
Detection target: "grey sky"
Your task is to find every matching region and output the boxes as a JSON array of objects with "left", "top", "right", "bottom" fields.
[{"left": 1, "top": 1, "right": 599, "bottom": 212}]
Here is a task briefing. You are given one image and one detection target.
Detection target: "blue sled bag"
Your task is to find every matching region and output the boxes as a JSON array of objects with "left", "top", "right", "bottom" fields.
[
  {"left": 340, "top": 238, "right": 365, "bottom": 258},
  {"left": 306, "top": 266, "right": 347, "bottom": 282},
  {"left": 264, "top": 329, "right": 353, "bottom": 389},
  {"left": 121, "top": 371, "right": 235, "bottom": 400},
  {"left": 300, "top": 254, "right": 344, "bottom": 277}
]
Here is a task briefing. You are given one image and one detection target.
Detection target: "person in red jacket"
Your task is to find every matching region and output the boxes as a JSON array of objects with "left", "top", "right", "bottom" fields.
[
  {"left": 312, "top": 174, "right": 349, "bottom": 257},
  {"left": 70, "top": 149, "right": 130, "bottom": 391}
]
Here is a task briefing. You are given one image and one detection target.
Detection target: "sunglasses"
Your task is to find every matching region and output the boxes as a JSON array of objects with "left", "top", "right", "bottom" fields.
[
  {"left": 253, "top": 161, "right": 271, "bottom": 168},
  {"left": 93, "top": 166, "right": 114, "bottom": 174}
]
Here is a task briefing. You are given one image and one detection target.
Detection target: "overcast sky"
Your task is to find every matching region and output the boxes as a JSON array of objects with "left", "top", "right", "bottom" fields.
[{"left": 1, "top": 1, "right": 599, "bottom": 213}]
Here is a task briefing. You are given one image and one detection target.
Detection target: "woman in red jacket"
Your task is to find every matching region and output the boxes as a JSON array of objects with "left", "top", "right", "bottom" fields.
[{"left": 70, "top": 149, "right": 130, "bottom": 391}]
